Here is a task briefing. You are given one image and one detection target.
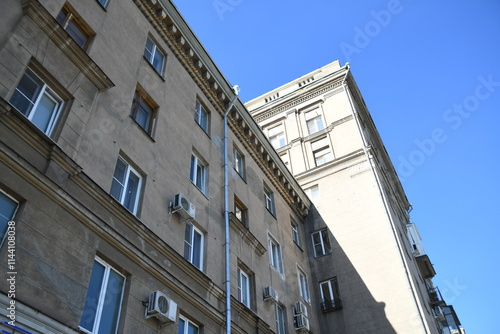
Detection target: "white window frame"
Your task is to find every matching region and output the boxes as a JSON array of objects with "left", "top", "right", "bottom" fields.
[
  {"left": 268, "top": 124, "right": 286, "bottom": 149},
  {"left": 79, "top": 257, "right": 125, "bottom": 334},
  {"left": 178, "top": 315, "right": 200, "bottom": 334},
  {"left": 264, "top": 185, "right": 275, "bottom": 215},
  {"left": 184, "top": 222, "right": 204, "bottom": 271},
  {"left": 313, "top": 146, "right": 333, "bottom": 166},
  {"left": 238, "top": 268, "right": 251, "bottom": 308},
  {"left": 275, "top": 304, "right": 286, "bottom": 334},
  {"left": 194, "top": 100, "right": 209, "bottom": 133},
  {"left": 298, "top": 267, "right": 310, "bottom": 303},
  {"left": 233, "top": 146, "right": 245, "bottom": 178},
  {"left": 131, "top": 89, "right": 156, "bottom": 135},
  {"left": 0, "top": 190, "right": 19, "bottom": 248},
  {"left": 319, "top": 277, "right": 340, "bottom": 310},
  {"left": 304, "top": 185, "right": 320, "bottom": 202},
  {"left": 190, "top": 153, "right": 208, "bottom": 194},
  {"left": 234, "top": 197, "right": 248, "bottom": 227},
  {"left": 305, "top": 109, "right": 325, "bottom": 134},
  {"left": 143, "top": 36, "right": 166, "bottom": 75},
  {"left": 291, "top": 220, "right": 301, "bottom": 247},
  {"left": 312, "top": 229, "right": 331, "bottom": 257},
  {"left": 9, "top": 68, "right": 64, "bottom": 136},
  {"left": 268, "top": 235, "right": 283, "bottom": 274},
  {"left": 110, "top": 156, "right": 142, "bottom": 215}
]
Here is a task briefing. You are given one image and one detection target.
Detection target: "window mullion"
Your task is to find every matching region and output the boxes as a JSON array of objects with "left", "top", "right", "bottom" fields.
[
  {"left": 93, "top": 266, "right": 110, "bottom": 333},
  {"left": 28, "top": 83, "right": 48, "bottom": 120}
]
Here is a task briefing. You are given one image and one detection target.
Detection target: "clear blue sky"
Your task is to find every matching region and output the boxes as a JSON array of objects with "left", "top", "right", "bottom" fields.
[{"left": 173, "top": 0, "right": 500, "bottom": 332}]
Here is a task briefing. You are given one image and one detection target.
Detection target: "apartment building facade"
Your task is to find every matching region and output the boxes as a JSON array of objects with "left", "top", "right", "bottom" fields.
[
  {"left": 0, "top": 0, "right": 316, "bottom": 333},
  {"left": 0, "top": 0, "right": 463, "bottom": 334},
  {"left": 246, "top": 61, "right": 462, "bottom": 334}
]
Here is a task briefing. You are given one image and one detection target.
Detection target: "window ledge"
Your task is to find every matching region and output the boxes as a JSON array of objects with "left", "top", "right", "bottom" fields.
[
  {"left": 229, "top": 212, "right": 266, "bottom": 256},
  {"left": 23, "top": 0, "right": 114, "bottom": 91}
]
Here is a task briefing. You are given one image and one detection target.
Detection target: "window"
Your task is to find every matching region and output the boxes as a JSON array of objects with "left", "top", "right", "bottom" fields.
[
  {"left": 56, "top": 5, "right": 93, "bottom": 50},
  {"left": 268, "top": 124, "right": 285, "bottom": 149},
  {"left": 184, "top": 222, "right": 204, "bottom": 270},
  {"left": 268, "top": 236, "right": 283, "bottom": 274},
  {"left": 0, "top": 191, "right": 18, "bottom": 246},
  {"left": 110, "top": 157, "right": 142, "bottom": 215},
  {"left": 178, "top": 316, "right": 199, "bottom": 334},
  {"left": 298, "top": 268, "right": 310, "bottom": 303},
  {"left": 280, "top": 153, "right": 290, "bottom": 170},
  {"left": 143, "top": 37, "right": 166, "bottom": 75},
  {"left": 264, "top": 185, "right": 275, "bottom": 215},
  {"left": 194, "top": 100, "right": 209, "bottom": 133},
  {"left": 233, "top": 146, "right": 245, "bottom": 178},
  {"left": 190, "top": 153, "right": 208, "bottom": 194},
  {"left": 311, "top": 138, "right": 333, "bottom": 166},
  {"left": 305, "top": 108, "right": 325, "bottom": 134},
  {"left": 275, "top": 304, "right": 286, "bottom": 334},
  {"left": 9, "top": 68, "right": 64, "bottom": 136},
  {"left": 130, "top": 89, "right": 157, "bottom": 135},
  {"left": 291, "top": 220, "right": 301, "bottom": 247},
  {"left": 320, "top": 277, "right": 342, "bottom": 312},
  {"left": 234, "top": 197, "right": 248, "bottom": 227},
  {"left": 312, "top": 229, "right": 331, "bottom": 257},
  {"left": 304, "top": 185, "right": 320, "bottom": 202},
  {"left": 79, "top": 258, "right": 125, "bottom": 334},
  {"left": 238, "top": 268, "right": 251, "bottom": 308}
]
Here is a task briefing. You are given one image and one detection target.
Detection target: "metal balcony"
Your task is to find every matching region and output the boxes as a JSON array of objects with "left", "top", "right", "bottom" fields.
[{"left": 321, "top": 298, "right": 342, "bottom": 313}]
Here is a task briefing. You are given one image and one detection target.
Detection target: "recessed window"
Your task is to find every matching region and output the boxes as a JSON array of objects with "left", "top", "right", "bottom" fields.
[
  {"left": 234, "top": 197, "right": 248, "bottom": 227},
  {"left": 130, "top": 89, "right": 157, "bottom": 135},
  {"left": 110, "top": 156, "right": 142, "bottom": 215},
  {"left": 264, "top": 185, "right": 275, "bottom": 215},
  {"left": 194, "top": 100, "right": 209, "bottom": 133},
  {"left": 305, "top": 108, "right": 325, "bottom": 134},
  {"left": 233, "top": 146, "right": 245, "bottom": 178},
  {"left": 291, "top": 220, "right": 301, "bottom": 247},
  {"left": 238, "top": 267, "right": 251, "bottom": 308},
  {"left": 178, "top": 316, "right": 200, "bottom": 334},
  {"left": 275, "top": 304, "right": 286, "bottom": 334},
  {"left": 184, "top": 222, "right": 204, "bottom": 271},
  {"left": 268, "top": 235, "right": 283, "bottom": 274},
  {"left": 298, "top": 267, "right": 310, "bottom": 303},
  {"left": 79, "top": 257, "right": 125, "bottom": 334},
  {"left": 190, "top": 153, "right": 208, "bottom": 194},
  {"left": 0, "top": 191, "right": 18, "bottom": 246},
  {"left": 9, "top": 68, "right": 64, "bottom": 136},
  {"left": 268, "top": 124, "right": 286, "bottom": 149},
  {"left": 312, "top": 229, "right": 331, "bottom": 257},
  {"left": 311, "top": 138, "right": 333, "bottom": 166},
  {"left": 56, "top": 5, "right": 93, "bottom": 50},
  {"left": 143, "top": 37, "right": 166, "bottom": 75},
  {"left": 320, "top": 277, "right": 342, "bottom": 312}
]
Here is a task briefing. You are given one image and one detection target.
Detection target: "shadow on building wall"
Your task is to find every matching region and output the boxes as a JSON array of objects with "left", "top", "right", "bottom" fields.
[{"left": 305, "top": 205, "right": 397, "bottom": 334}]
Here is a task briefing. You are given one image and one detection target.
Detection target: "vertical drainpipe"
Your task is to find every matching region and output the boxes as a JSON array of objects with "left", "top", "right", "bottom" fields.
[
  {"left": 341, "top": 64, "right": 430, "bottom": 333},
  {"left": 224, "top": 85, "right": 240, "bottom": 334}
]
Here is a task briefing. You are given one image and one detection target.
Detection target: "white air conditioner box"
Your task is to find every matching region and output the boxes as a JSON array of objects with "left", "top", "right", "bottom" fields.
[
  {"left": 294, "top": 314, "right": 310, "bottom": 331},
  {"left": 173, "top": 193, "right": 195, "bottom": 220},
  {"left": 263, "top": 286, "right": 278, "bottom": 303},
  {"left": 145, "top": 291, "right": 178, "bottom": 324},
  {"left": 294, "top": 301, "right": 308, "bottom": 317}
]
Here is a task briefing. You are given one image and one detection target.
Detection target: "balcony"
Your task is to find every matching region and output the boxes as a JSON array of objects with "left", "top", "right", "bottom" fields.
[
  {"left": 415, "top": 254, "right": 436, "bottom": 278},
  {"left": 321, "top": 298, "right": 343, "bottom": 313}
]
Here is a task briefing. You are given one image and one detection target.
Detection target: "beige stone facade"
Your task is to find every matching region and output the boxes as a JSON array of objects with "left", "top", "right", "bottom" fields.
[{"left": 0, "top": 1, "right": 462, "bottom": 334}]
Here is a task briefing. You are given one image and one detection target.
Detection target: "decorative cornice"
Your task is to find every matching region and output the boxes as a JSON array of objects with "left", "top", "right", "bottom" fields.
[
  {"left": 22, "top": 0, "right": 114, "bottom": 91},
  {"left": 135, "top": 0, "right": 311, "bottom": 218},
  {"left": 252, "top": 77, "right": 344, "bottom": 123}
]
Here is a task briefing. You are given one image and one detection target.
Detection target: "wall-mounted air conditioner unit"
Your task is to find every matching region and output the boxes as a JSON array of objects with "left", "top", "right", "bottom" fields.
[
  {"left": 145, "top": 291, "right": 178, "bottom": 324},
  {"left": 263, "top": 286, "right": 278, "bottom": 303},
  {"left": 294, "top": 301, "right": 308, "bottom": 317},
  {"left": 294, "top": 314, "right": 310, "bottom": 332},
  {"left": 172, "top": 193, "right": 195, "bottom": 220}
]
